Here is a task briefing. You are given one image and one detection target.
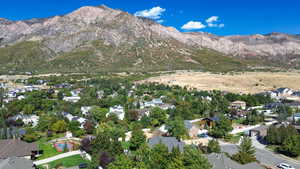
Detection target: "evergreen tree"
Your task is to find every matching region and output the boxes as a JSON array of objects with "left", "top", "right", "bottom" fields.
[
  {"left": 232, "top": 137, "right": 256, "bottom": 164},
  {"left": 207, "top": 139, "right": 221, "bottom": 153},
  {"left": 183, "top": 146, "right": 212, "bottom": 169}
]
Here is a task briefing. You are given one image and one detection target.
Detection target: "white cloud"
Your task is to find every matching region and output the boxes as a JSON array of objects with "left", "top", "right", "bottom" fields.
[
  {"left": 181, "top": 21, "right": 206, "bottom": 30},
  {"left": 206, "top": 16, "right": 219, "bottom": 23},
  {"left": 206, "top": 16, "right": 224, "bottom": 28},
  {"left": 134, "top": 6, "right": 166, "bottom": 20}
]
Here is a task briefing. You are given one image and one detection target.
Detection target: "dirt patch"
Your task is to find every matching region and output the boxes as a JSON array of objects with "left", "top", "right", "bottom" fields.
[{"left": 141, "top": 71, "right": 300, "bottom": 94}]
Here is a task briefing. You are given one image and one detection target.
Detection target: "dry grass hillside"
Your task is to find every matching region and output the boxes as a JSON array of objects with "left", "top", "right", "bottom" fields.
[{"left": 142, "top": 71, "right": 300, "bottom": 94}]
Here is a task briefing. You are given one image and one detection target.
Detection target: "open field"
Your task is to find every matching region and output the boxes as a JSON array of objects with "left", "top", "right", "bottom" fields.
[{"left": 141, "top": 71, "right": 300, "bottom": 94}]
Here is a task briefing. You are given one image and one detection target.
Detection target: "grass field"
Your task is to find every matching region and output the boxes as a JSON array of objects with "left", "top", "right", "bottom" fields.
[
  {"left": 37, "top": 138, "right": 63, "bottom": 160},
  {"left": 38, "top": 155, "right": 89, "bottom": 169},
  {"left": 142, "top": 71, "right": 300, "bottom": 94}
]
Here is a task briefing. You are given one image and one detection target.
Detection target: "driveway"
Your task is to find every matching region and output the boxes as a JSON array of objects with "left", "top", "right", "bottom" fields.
[
  {"left": 221, "top": 144, "right": 300, "bottom": 169},
  {"left": 33, "top": 150, "right": 81, "bottom": 166}
]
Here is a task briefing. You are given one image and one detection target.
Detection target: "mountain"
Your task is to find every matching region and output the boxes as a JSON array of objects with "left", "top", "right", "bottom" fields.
[{"left": 0, "top": 5, "right": 299, "bottom": 73}]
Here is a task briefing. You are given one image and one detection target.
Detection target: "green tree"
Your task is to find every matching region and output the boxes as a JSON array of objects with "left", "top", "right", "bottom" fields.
[
  {"left": 91, "top": 106, "right": 109, "bottom": 122},
  {"left": 129, "top": 128, "right": 146, "bottom": 151},
  {"left": 51, "top": 120, "right": 67, "bottom": 133},
  {"left": 22, "top": 128, "right": 40, "bottom": 143},
  {"left": 22, "top": 104, "right": 35, "bottom": 115},
  {"left": 149, "top": 108, "right": 167, "bottom": 127},
  {"left": 148, "top": 144, "right": 170, "bottom": 169},
  {"left": 183, "top": 146, "right": 212, "bottom": 169},
  {"left": 209, "top": 116, "right": 233, "bottom": 138},
  {"left": 167, "top": 117, "right": 188, "bottom": 140},
  {"left": 232, "top": 137, "right": 256, "bottom": 164},
  {"left": 107, "top": 155, "right": 147, "bottom": 169},
  {"left": 279, "top": 135, "right": 300, "bottom": 157},
  {"left": 207, "top": 139, "right": 221, "bottom": 153}
]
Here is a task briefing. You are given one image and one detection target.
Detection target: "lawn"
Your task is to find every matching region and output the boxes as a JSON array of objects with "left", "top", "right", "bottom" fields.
[
  {"left": 224, "top": 133, "right": 244, "bottom": 144},
  {"left": 37, "top": 138, "right": 63, "bottom": 160},
  {"left": 38, "top": 155, "right": 89, "bottom": 169}
]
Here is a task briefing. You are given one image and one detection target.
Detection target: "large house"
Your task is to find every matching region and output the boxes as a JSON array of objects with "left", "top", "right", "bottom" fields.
[
  {"left": 230, "top": 101, "right": 247, "bottom": 110},
  {"left": 81, "top": 106, "right": 92, "bottom": 116},
  {"left": 148, "top": 136, "right": 185, "bottom": 152},
  {"left": 10, "top": 115, "right": 39, "bottom": 127},
  {"left": 107, "top": 105, "right": 125, "bottom": 120},
  {"left": 0, "top": 139, "right": 38, "bottom": 159},
  {"left": 63, "top": 96, "right": 81, "bottom": 103},
  {"left": 61, "top": 112, "right": 87, "bottom": 128}
]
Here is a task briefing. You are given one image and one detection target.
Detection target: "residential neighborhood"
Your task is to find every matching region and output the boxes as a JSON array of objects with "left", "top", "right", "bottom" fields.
[{"left": 1, "top": 74, "right": 300, "bottom": 169}]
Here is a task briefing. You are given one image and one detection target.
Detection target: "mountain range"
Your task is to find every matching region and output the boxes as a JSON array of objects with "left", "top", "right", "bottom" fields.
[{"left": 0, "top": 5, "right": 300, "bottom": 73}]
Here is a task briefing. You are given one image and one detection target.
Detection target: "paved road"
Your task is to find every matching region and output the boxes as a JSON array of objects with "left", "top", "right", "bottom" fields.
[
  {"left": 33, "top": 150, "right": 82, "bottom": 165},
  {"left": 221, "top": 144, "right": 300, "bottom": 169}
]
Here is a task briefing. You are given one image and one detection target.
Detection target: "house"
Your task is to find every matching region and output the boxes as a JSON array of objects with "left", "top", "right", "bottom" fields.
[
  {"left": 230, "top": 101, "right": 246, "bottom": 110},
  {"left": 73, "top": 117, "right": 87, "bottom": 129},
  {"left": 97, "top": 90, "right": 104, "bottom": 99},
  {"left": 81, "top": 106, "right": 92, "bottom": 116},
  {"left": 249, "top": 125, "right": 269, "bottom": 139},
  {"left": 0, "top": 157, "right": 35, "bottom": 169},
  {"left": 184, "top": 120, "right": 200, "bottom": 138},
  {"left": 61, "top": 112, "right": 87, "bottom": 128},
  {"left": 17, "top": 95, "right": 26, "bottom": 100},
  {"left": 207, "top": 153, "right": 264, "bottom": 169},
  {"left": 0, "top": 139, "right": 38, "bottom": 159},
  {"left": 148, "top": 136, "right": 185, "bottom": 152},
  {"left": 70, "top": 88, "right": 83, "bottom": 97},
  {"left": 198, "top": 117, "right": 220, "bottom": 128},
  {"left": 63, "top": 96, "right": 81, "bottom": 103},
  {"left": 159, "top": 103, "right": 176, "bottom": 110},
  {"left": 107, "top": 105, "right": 125, "bottom": 120},
  {"left": 287, "top": 101, "right": 300, "bottom": 109},
  {"left": 143, "top": 98, "right": 164, "bottom": 108},
  {"left": 6, "top": 91, "right": 16, "bottom": 98},
  {"left": 136, "top": 108, "right": 151, "bottom": 120},
  {"left": 287, "top": 113, "right": 300, "bottom": 122},
  {"left": 293, "top": 91, "right": 300, "bottom": 97},
  {"left": 11, "top": 115, "right": 39, "bottom": 127},
  {"left": 276, "top": 88, "right": 294, "bottom": 96}
]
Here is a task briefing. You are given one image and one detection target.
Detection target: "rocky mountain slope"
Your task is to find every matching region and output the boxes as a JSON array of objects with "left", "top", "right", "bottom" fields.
[{"left": 0, "top": 5, "right": 299, "bottom": 73}]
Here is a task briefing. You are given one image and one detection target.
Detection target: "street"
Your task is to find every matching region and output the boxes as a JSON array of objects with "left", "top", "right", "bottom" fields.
[{"left": 221, "top": 144, "right": 300, "bottom": 169}]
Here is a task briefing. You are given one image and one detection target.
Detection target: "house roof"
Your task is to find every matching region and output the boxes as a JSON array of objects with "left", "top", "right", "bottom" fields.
[
  {"left": 0, "top": 139, "right": 38, "bottom": 159},
  {"left": 184, "top": 120, "right": 193, "bottom": 130},
  {"left": 206, "top": 153, "right": 264, "bottom": 169},
  {"left": 0, "top": 157, "right": 34, "bottom": 169},
  {"left": 232, "top": 101, "right": 246, "bottom": 104},
  {"left": 148, "top": 136, "right": 185, "bottom": 152}
]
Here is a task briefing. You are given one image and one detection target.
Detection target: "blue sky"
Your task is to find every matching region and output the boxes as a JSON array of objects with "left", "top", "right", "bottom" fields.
[{"left": 1, "top": 0, "right": 299, "bottom": 35}]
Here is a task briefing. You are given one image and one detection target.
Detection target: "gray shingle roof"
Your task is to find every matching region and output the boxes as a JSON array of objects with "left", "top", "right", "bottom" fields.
[
  {"left": 0, "top": 139, "right": 38, "bottom": 159},
  {"left": 184, "top": 120, "right": 193, "bottom": 130},
  {"left": 0, "top": 157, "right": 34, "bottom": 169},
  {"left": 206, "top": 153, "right": 264, "bottom": 169},
  {"left": 148, "top": 136, "right": 185, "bottom": 152}
]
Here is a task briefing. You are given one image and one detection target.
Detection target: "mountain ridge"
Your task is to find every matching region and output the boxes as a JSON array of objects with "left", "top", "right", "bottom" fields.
[{"left": 0, "top": 5, "right": 299, "bottom": 73}]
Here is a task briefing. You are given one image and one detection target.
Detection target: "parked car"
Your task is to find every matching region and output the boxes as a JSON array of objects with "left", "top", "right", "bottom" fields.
[
  {"left": 79, "top": 163, "right": 88, "bottom": 168},
  {"left": 277, "top": 163, "right": 295, "bottom": 169}
]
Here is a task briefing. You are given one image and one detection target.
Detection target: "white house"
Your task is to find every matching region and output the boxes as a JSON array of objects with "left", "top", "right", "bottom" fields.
[
  {"left": 12, "top": 114, "right": 39, "bottom": 127},
  {"left": 63, "top": 96, "right": 81, "bottom": 103},
  {"left": 62, "top": 112, "right": 87, "bottom": 129},
  {"left": 107, "top": 105, "right": 125, "bottom": 120},
  {"left": 17, "top": 95, "right": 26, "bottom": 100},
  {"left": 6, "top": 91, "right": 17, "bottom": 98},
  {"left": 81, "top": 106, "right": 92, "bottom": 116}
]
